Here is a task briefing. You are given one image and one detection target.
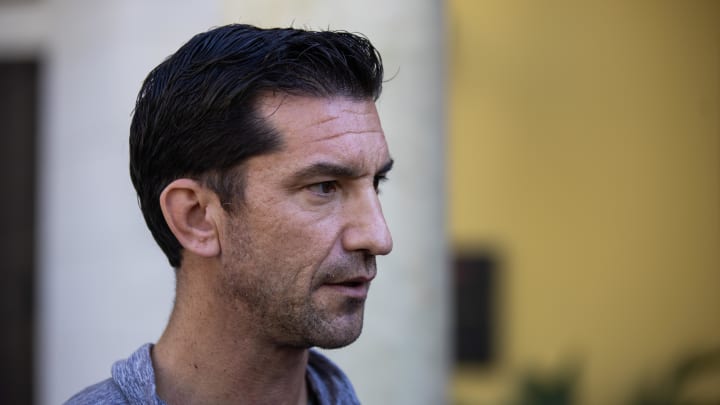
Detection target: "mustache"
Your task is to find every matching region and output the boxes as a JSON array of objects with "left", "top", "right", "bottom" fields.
[{"left": 315, "top": 253, "right": 377, "bottom": 285}]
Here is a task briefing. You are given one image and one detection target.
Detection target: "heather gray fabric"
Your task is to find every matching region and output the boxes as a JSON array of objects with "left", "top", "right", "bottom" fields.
[{"left": 64, "top": 344, "right": 360, "bottom": 405}]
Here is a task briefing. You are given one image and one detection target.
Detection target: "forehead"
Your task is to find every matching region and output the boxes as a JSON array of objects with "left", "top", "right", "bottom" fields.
[{"left": 255, "top": 95, "right": 390, "bottom": 166}]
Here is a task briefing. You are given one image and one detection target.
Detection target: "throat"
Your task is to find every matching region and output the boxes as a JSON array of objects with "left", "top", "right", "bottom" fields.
[{"left": 152, "top": 308, "right": 311, "bottom": 405}]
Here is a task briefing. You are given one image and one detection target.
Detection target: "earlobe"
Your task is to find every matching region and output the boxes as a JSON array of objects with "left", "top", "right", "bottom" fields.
[{"left": 160, "top": 179, "right": 221, "bottom": 259}]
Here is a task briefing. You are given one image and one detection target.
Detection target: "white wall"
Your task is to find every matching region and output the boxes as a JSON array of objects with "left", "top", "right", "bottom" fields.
[
  {"left": 2, "top": 1, "right": 448, "bottom": 403},
  {"left": 35, "top": 1, "right": 221, "bottom": 403}
]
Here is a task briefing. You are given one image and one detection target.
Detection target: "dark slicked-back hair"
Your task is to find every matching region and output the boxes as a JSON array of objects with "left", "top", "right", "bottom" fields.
[{"left": 130, "top": 24, "right": 384, "bottom": 268}]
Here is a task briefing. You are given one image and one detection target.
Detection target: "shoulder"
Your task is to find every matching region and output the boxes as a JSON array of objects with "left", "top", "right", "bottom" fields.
[
  {"left": 307, "top": 350, "right": 360, "bottom": 405},
  {"left": 63, "top": 378, "right": 128, "bottom": 405},
  {"left": 63, "top": 343, "right": 159, "bottom": 405}
]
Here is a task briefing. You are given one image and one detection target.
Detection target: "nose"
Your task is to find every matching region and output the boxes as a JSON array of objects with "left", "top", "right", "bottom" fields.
[{"left": 342, "top": 189, "right": 393, "bottom": 256}]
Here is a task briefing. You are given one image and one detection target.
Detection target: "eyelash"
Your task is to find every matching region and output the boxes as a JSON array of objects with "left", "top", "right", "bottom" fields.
[
  {"left": 308, "top": 181, "right": 338, "bottom": 195},
  {"left": 306, "top": 175, "right": 389, "bottom": 197},
  {"left": 374, "top": 175, "right": 389, "bottom": 192}
]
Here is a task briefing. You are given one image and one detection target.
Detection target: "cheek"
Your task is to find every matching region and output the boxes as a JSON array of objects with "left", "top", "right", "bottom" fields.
[
  {"left": 266, "top": 192, "right": 339, "bottom": 230},
  {"left": 246, "top": 204, "right": 341, "bottom": 271}
]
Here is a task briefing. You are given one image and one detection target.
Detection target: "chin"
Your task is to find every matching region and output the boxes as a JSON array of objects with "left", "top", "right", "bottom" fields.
[
  {"left": 312, "top": 329, "right": 363, "bottom": 349},
  {"left": 309, "top": 312, "right": 365, "bottom": 349}
]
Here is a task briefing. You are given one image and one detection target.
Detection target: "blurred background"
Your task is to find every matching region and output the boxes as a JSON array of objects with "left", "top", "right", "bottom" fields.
[
  {"left": 448, "top": 1, "right": 720, "bottom": 404},
  {"left": 1, "top": 0, "right": 718, "bottom": 404}
]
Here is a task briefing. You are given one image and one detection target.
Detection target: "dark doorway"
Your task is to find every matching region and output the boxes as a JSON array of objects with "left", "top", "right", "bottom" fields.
[
  {"left": 0, "top": 60, "right": 38, "bottom": 405},
  {"left": 454, "top": 251, "right": 498, "bottom": 365}
]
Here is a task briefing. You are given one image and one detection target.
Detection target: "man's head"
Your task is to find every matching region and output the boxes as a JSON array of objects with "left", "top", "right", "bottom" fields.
[
  {"left": 130, "top": 24, "right": 392, "bottom": 349},
  {"left": 130, "top": 24, "right": 384, "bottom": 268}
]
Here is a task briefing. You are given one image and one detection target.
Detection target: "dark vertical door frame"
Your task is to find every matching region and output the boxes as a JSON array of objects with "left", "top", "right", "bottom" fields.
[{"left": 0, "top": 59, "right": 38, "bottom": 405}]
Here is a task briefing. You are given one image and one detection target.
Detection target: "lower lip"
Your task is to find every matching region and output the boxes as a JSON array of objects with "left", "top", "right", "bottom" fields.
[{"left": 322, "top": 282, "right": 371, "bottom": 299}]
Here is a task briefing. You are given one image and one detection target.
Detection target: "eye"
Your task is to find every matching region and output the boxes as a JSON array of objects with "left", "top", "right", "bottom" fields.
[{"left": 307, "top": 181, "right": 338, "bottom": 196}]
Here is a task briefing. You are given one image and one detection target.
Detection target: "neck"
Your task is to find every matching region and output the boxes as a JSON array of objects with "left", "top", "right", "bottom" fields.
[{"left": 152, "top": 263, "right": 310, "bottom": 405}]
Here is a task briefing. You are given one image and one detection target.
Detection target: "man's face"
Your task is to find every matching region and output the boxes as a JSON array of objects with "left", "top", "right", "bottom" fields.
[{"left": 217, "top": 95, "right": 393, "bottom": 349}]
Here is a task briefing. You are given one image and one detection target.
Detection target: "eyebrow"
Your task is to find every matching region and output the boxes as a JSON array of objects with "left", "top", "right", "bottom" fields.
[{"left": 289, "top": 158, "right": 394, "bottom": 182}]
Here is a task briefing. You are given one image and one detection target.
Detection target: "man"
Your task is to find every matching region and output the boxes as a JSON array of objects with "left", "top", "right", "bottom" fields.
[{"left": 66, "top": 24, "right": 393, "bottom": 405}]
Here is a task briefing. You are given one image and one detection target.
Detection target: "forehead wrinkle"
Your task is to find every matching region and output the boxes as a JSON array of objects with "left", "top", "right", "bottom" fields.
[
  {"left": 303, "top": 114, "right": 339, "bottom": 128},
  {"left": 297, "top": 109, "right": 380, "bottom": 131},
  {"left": 306, "top": 129, "right": 385, "bottom": 143}
]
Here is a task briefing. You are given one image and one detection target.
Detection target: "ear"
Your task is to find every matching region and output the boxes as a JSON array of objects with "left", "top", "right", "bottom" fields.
[{"left": 159, "top": 179, "right": 222, "bottom": 259}]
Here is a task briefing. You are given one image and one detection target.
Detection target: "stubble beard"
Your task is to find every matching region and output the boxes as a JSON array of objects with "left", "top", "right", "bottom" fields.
[{"left": 218, "top": 224, "right": 375, "bottom": 350}]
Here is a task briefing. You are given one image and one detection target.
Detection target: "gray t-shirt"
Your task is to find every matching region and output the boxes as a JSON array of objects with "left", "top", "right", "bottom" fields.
[{"left": 64, "top": 344, "right": 360, "bottom": 405}]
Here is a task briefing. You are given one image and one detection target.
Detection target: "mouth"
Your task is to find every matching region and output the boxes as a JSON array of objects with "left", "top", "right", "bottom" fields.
[{"left": 321, "top": 276, "right": 374, "bottom": 299}]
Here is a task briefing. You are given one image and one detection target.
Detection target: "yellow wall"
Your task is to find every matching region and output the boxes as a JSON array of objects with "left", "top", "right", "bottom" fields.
[{"left": 449, "top": 1, "right": 720, "bottom": 404}]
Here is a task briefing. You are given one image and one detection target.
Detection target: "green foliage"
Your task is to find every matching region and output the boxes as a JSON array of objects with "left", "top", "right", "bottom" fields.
[
  {"left": 511, "top": 366, "right": 579, "bottom": 405},
  {"left": 629, "top": 347, "right": 720, "bottom": 405}
]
